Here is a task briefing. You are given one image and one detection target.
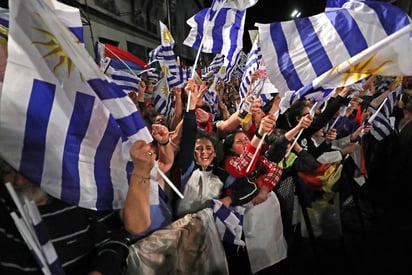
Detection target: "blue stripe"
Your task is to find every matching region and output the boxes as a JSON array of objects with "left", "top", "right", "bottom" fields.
[
  {"left": 194, "top": 9, "right": 207, "bottom": 49},
  {"left": 270, "top": 23, "right": 303, "bottom": 91},
  {"left": 325, "top": 0, "right": 347, "bottom": 9},
  {"left": 61, "top": 92, "right": 94, "bottom": 205},
  {"left": 68, "top": 26, "right": 83, "bottom": 43},
  {"left": 95, "top": 116, "right": 122, "bottom": 210},
  {"left": 88, "top": 79, "right": 127, "bottom": 100},
  {"left": 226, "top": 10, "right": 244, "bottom": 61},
  {"left": 365, "top": 2, "right": 411, "bottom": 35},
  {"left": 0, "top": 18, "right": 8, "bottom": 28},
  {"left": 33, "top": 223, "right": 49, "bottom": 245},
  {"left": 111, "top": 74, "right": 138, "bottom": 83},
  {"left": 116, "top": 112, "right": 147, "bottom": 137},
  {"left": 325, "top": 8, "right": 368, "bottom": 56},
  {"left": 20, "top": 80, "right": 55, "bottom": 184},
  {"left": 211, "top": 9, "right": 226, "bottom": 53},
  {"left": 296, "top": 18, "right": 333, "bottom": 76}
]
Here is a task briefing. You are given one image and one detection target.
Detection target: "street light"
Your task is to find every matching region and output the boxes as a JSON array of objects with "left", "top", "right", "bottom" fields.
[{"left": 291, "top": 9, "right": 301, "bottom": 18}]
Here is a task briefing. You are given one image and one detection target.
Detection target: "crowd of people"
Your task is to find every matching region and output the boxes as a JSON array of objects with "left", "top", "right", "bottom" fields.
[{"left": 1, "top": 69, "right": 412, "bottom": 274}]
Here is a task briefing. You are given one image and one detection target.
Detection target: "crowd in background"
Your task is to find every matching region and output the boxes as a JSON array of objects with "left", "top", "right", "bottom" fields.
[{"left": 2, "top": 59, "right": 412, "bottom": 274}]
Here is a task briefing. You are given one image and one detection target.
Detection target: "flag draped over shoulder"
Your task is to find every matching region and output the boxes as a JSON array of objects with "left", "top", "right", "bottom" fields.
[
  {"left": 257, "top": 0, "right": 412, "bottom": 103},
  {"left": 183, "top": 0, "right": 257, "bottom": 81},
  {"left": 0, "top": 0, "right": 152, "bottom": 210}
]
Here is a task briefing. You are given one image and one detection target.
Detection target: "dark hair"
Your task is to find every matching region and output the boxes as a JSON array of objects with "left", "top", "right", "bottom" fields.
[
  {"left": 222, "top": 129, "right": 244, "bottom": 159},
  {"left": 196, "top": 128, "right": 224, "bottom": 166},
  {"left": 287, "top": 99, "right": 311, "bottom": 127},
  {"left": 196, "top": 128, "right": 218, "bottom": 148}
]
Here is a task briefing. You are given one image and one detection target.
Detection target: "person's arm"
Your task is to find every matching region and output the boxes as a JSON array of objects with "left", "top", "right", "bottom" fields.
[
  {"left": 180, "top": 79, "right": 203, "bottom": 174},
  {"left": 121, "top": 140, "right": 153, "bottom": 235},
  {"left": 151, "top": 124, "right": 174, "bottom": 173},
  {"left": 215, "top": 111, "right": 241, "bottom": 138},
  {"left": 169, "top": 86, "right": 183, "bottom": 131},
  {"left": 136, "top": 80, "right": 146, "bottom": 112}
]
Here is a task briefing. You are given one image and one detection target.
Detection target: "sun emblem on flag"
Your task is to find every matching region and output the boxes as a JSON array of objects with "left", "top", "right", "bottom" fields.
[
  {"left": 161, "top": 64, "right": 169, "bottom": 75},
  {"left": 332, "top": 53, "right": 391, "bottom": 86},
  {"left": 161, "top": 82, "right": 169, "bottom": 97},
  {"left": 162, "top": 28, "right": 173, "bottom": 45},
  {"left": 32, "top": 27, "right": 75, "bottom": 77}
]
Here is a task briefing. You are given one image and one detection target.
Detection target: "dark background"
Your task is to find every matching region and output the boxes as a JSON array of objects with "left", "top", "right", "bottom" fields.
[{"left": 243, "top": 0, "right": 327, "bottom": 51}]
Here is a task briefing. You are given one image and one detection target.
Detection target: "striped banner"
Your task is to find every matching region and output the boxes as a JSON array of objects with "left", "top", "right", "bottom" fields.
[{"left": 0, "top": 0, "right": 152, "bottom": 210}]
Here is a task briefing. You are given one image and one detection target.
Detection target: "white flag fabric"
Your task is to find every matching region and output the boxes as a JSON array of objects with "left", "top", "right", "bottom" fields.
[
  {"left": 0, "top": 0, "right": 152, "bottom": 210},
  {"left": 257, "top": 1, "right": 412, "bottom": 103}
]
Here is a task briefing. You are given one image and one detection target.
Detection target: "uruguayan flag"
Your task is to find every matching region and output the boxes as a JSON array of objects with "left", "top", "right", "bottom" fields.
[
  {"left": 211, "top": 199, "right": 245, "bottom": 246},
  {"left": 183, "top": 0, "right": 249, "bottom": 82},
  {"left": 257, "top": 0, "right": 412, "bottom": 103},
  {"left": 153, "top": 75, "right": 174, "bottom": 122},
  {"left": 239, "top": 31, "right": 262, "bottom": 99},
  {"left": 105, "top": 66, "right": 140, "bottom": 94},
  {"left": 0, "top": 0, "right": 152, "bottom": 210},
  {"left": 369, "top": 82, "right": 402, "bottom": 141}
]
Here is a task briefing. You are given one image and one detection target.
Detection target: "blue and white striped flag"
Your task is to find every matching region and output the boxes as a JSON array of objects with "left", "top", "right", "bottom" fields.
[
  {"left": 202, "top": 54, "right": 225, "bottom": 80},
  {"left": 158, "top": 21, "right": 186, "bottom": 88},
  {"left": 26, "top": 199, "right": 65, "bottom": 274},
  {"left": 239, "top": 31, "right": 262, "bottom": 99},
  {"left": 153, "top": 75, "right": 174, "bottom": 121},
  {"left": 257, "top": 0, "right": 412, "bottom": 104},
  {"left": 211, "top": 199, "right": 245, "bottom": 246},
  {"left": 105, "top": 66, "right": 140, "bottom": 94},
  {"left": 369, "top": 82, "right": 402, "bottom": 141},
  {"left": 0, "top": 0, "right": 152, "bottom": 210},
  {"left": 183, "top": 0, "right": 253, "bottom": 82}
]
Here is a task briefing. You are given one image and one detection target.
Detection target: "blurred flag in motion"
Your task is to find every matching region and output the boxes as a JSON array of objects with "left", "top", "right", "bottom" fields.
[
  {"left": 0, "top": 0, "right": 152, "bottom": 210},
  {"left": 257, "top": 0, "right": 412, "bottom": 104}
]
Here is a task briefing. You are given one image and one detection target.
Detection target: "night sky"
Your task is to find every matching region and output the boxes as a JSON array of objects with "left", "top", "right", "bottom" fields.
[{"left": 243, "top": 0, "right": 327, "bottom": 51}]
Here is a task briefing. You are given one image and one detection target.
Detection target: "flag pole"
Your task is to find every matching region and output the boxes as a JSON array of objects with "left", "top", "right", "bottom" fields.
[
  {"left": 285, "top": 101, "right": 319, "bottom": 157},
  {"left": 157, "top": 167, "right": 184, "bottom": 199}
]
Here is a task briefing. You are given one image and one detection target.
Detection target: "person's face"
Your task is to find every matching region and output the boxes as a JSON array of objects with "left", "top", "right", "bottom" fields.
[
  {"left": 146, "top": 82, "right": 154, "bottom": 93},
  {"left": 194, "top": 138, "right": 216, "bottom": 169},
  {"left": 155, "top": 115, "right": 167, "bottom": 126},
  {"left": 296, "top": 106, "right": 311, "bottom": 122},
  {"left": 145, "top": 104, "right": 156, "bottom": 115},
  {"left": 313, "top": 128, "right": 324, "bottom": 138},
  {"left": 231, "top": 132, "right": 249, "bottom": 156}
]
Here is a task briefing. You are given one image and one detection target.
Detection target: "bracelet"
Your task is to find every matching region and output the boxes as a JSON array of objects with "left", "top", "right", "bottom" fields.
[
  {"left": 132, "top": 174, "right": 151, "bottom": 184},
  {"left": 254, "top": 130, "right": 264, "bottom": 139},
  {"left": 159, "top": 139, "right": 169, "bottom": 146}
]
